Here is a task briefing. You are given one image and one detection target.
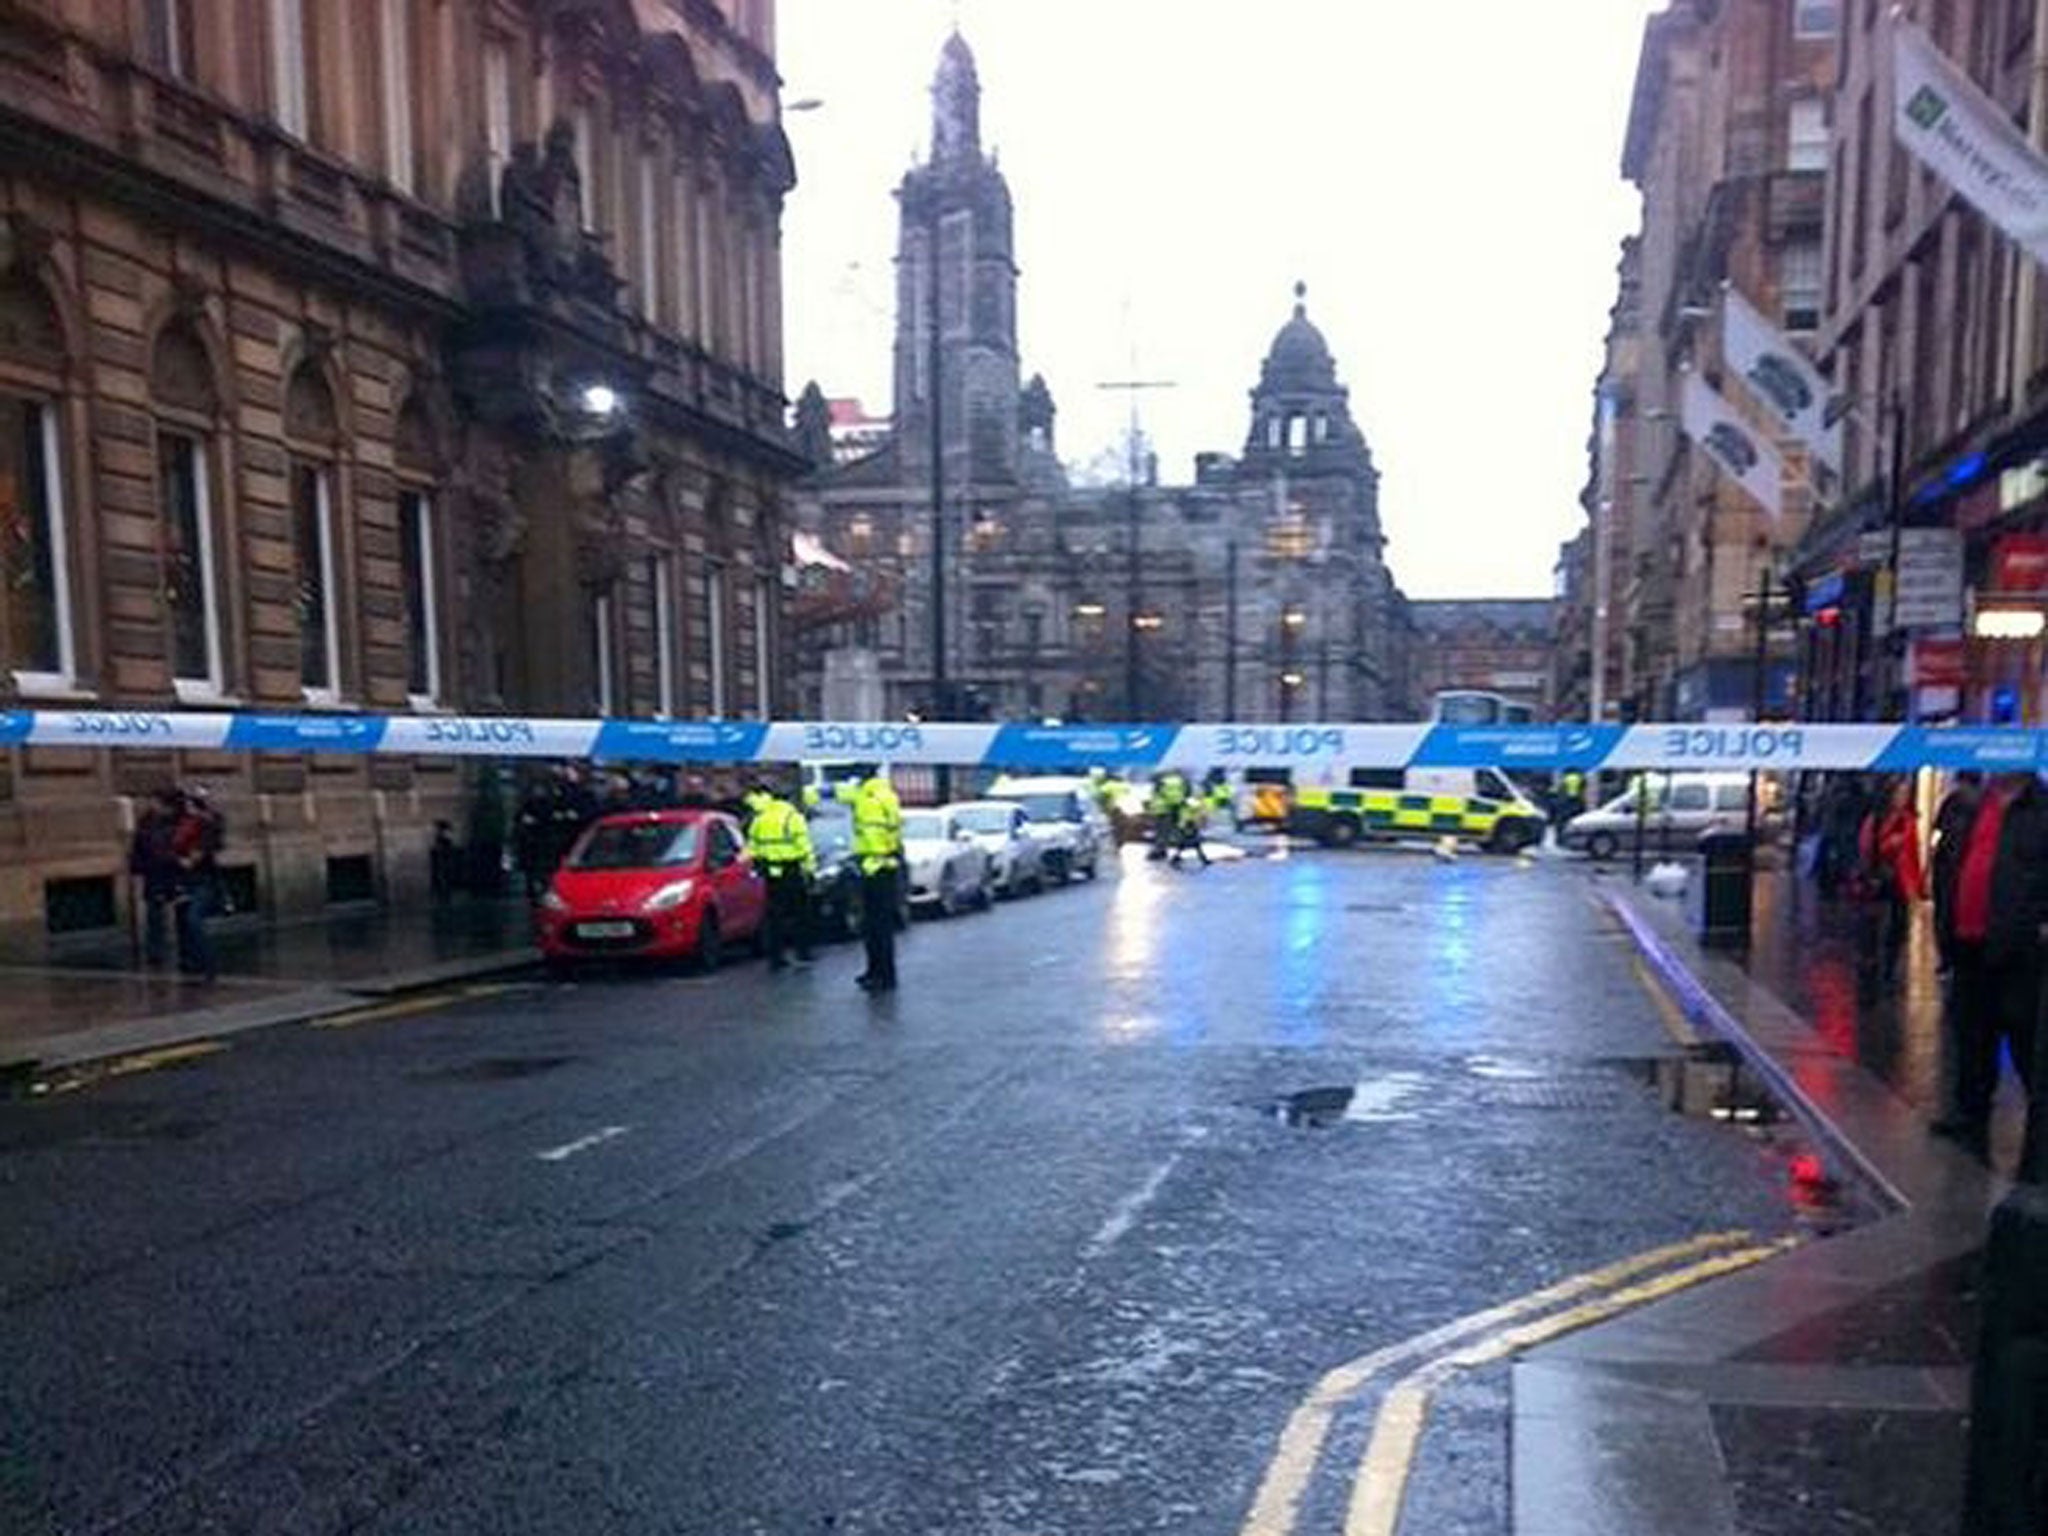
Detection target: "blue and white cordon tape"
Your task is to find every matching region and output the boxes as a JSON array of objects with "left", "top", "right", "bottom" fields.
[{"left": 2, "top": 712, "right": 2044, "bottom": 774}]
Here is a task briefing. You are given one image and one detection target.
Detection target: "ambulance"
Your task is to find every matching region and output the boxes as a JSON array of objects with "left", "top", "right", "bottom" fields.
[{"left": 1281, "top": 766, "right": 1548, "bottom": 853}]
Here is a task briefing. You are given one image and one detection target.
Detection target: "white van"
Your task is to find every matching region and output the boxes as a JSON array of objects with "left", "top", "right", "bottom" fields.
[{"left": 1561, "top": 773, "right": 1781, "bottom": 860}]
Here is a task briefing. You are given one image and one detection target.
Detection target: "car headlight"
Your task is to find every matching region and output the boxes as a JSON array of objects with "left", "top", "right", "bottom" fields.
[
  {"left": 539, "top": 890, "right": 569, "bottom": 913},
  {"left": 642, "top": 879, "right": 696, "bottom": 912}
]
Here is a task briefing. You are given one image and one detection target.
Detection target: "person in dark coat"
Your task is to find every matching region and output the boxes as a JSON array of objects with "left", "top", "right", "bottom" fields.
[
  {"left": 1930, "top": 771, "right": 1983, "bottom": 975},
  {"left": 129, "top": 786, "right": 182, "bottom": 967},
  {"left": 1930, "top": 772, "right": 2048, "bottom": 1167}
]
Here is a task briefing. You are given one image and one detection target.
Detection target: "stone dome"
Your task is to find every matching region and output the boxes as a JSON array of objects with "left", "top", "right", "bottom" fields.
[{"left": 1260, "top": 282, "right": 1337, "bottom": 391}]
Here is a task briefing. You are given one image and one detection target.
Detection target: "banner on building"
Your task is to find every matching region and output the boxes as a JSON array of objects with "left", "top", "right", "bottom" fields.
[
  {"left": 1894, "top": 18, "right": 2048, "bottom": 267},
  {"left": 1720, "top": 285, "right": 1842, "bottom": 475},
  {"left": 1680, "top": 373, "right": 1785, "bottom": 518}
]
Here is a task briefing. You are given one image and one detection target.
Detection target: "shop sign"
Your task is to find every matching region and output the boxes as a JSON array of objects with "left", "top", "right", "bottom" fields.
[
  {"left": 1990, "top": 532, "right": 2048, "bottom": 593},
  {"left": 1910, "top": 632, "right": 1968, "bottom": 687}
]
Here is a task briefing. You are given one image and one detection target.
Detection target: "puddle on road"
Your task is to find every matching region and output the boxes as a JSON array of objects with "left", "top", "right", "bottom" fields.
[{"left": 411, "top": 1055, "right": 578, "bottom": 1084}]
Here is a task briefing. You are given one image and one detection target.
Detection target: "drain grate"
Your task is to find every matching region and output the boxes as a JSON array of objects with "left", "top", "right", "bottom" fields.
[{"left": 1483, "top": 1079, "right": 1633, "bottom": 1112}]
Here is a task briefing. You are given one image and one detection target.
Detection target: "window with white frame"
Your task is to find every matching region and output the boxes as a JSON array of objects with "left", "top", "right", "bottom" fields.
[
  {"left": 1780, "top": 237, "right": 1824, "bottom": 332},
  {"left": 754, "top": 574, "right": 773, "bottom": 717},
  {"left": 380, "top": 0, "right": 414, "bottom": 193},
  {"left": 650, "top": 552, "right": 677, "bottom": 717},
  {"left": 573, "top": 103, "right": 597, "bottom": 230},
  {"left": 146, "top": 0, "right": 197, "bottom": 80},
  {"left": 3, "top": 398, "right": 74, "bottom": 689},
  {"left": 160, "top": 431, "right": 222, "bottom": 697},
  {"left": 398, "top": 489, "right": 438, "bottom": 703},
  {"left": 671, "top": 170, "right": 696, "bottom": 335},
  {"left": 1787, "top": 98, "right": 1827, "bottom": 172},
  {"left": 483, "top": 40, "right": 512, "bottom": 215},
  {"left": 637, "top": 150, "right": 659, "bottom": 319},
  {"left": 1794, "top": 0, "right": 1838, "bottom": 37},
  {"left": 270, "top": 0, "right": 308, "bottom": 138},
  {"left": 292, "top": 461, "right": 340, "bottom": 699},
  {"left": 704, "top": 563, "right": 727, "bottom": 715},
  {"left": 590, "top": 590, "right": 615, "bottom": 714}
]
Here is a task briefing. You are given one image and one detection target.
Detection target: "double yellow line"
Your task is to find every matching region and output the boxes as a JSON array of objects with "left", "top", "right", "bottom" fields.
[{"left": 1238, "top": 1228, "right": 1796, "bottom": 1536}]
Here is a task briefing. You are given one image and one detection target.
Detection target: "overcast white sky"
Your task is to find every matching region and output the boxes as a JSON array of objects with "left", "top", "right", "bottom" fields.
[{"left": 779, "top": 1, "right": 1662, "bottom": 599}]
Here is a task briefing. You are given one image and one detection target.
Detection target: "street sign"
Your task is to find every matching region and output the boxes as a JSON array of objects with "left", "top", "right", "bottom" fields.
[
  {"left": 1910, "top": 633, "right": 1968, "bottom": 687},
  {"left": 1861, "top": 528, "right": 1964, "bottom": 631}
]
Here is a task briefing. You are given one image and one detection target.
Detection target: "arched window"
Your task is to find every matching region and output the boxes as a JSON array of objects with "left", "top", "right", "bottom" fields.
[
  {"left": 284, "top": 361, "right": 343, "bottom": 701},
  {"left": 0, "top": 272, "right": 75, "bottom": 690},
  {"left": 152, "top": 320, "right": 224, "bottom": 698}
]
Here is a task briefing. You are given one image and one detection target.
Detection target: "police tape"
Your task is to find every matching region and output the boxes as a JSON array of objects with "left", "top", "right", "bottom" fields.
[{"left": 3, "top": 711, "right": 2045, "bottom": 773}]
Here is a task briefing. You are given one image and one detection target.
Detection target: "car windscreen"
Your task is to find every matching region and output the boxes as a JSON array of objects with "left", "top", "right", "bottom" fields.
[
  {"left": 569, "top": 821, "right": 701, "bottom": 870},
  {"left": 901, "top": 812, "right": 945, "bottom": 842},
  {"left": 952, "top": 805, "right": 1015, "bottom": 833},
  {"left": 810, "top": 813, "right": 853, "bottom": 856},
  {"left": 996, "top": 794, "right": 1077, "bottom": 822}
]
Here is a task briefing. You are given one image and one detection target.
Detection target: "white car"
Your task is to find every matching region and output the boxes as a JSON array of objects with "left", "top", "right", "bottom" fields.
[
  {"left": 947, "top": 800, "right": 1047, "bottom": 897},
  {"left": 901, "top": 807, "right": 996, "bottom": 916},
  {"left": 985, "top": 776, "right": 1108, "bottom": 882}
]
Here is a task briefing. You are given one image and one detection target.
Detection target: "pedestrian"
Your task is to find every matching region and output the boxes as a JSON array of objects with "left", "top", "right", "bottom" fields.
[
  {"left": 1170, "top": 794, "right": 1210, "bottom": 868},
  {"left": 1819, "top": 774, "right": 1871, "bottom": 899},
  {"left": 430, "top": 819, "right": 462, "bottom": 903},
  {"left": 129, "top": 786, "right": 181, "bottom": 967},
  {"left": 1930, "top": 771, "right": 1983, "bottom": 975},
  {"left": 745, "top": 778, "right": 815, "bottom": 971},
  {"left": 1150, "top": 770, "right": 1189, "bottom": 862},
  {"left": 850, "top": 763, "right": 903, "bottom": 993},
  {"left": 677, "top": 774, "right": 712, "bottom": 810},
  {"left": 514, "top": 775, "right": 552, "bottom": 898},
  {"left": 169, "top": 788, "right": 218, "bottom": 982},
  {"left": 1857, "top": 778, "right": 1926, "bottom": 979},
  {"left": 1929, "top": 771, "right": 2048, "bottom": 1167}
]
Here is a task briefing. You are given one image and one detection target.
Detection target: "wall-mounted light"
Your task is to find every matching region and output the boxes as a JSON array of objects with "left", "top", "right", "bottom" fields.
[
  {"left": 580, "top": 382, "right": 621, "bottom": 417},
  {"left": 1973, "top": 607, "right": 2046, "bottom": 640},
  {"left": 1282, "top": 609, "right": 1308, "bottom": 629},
  {"left": 1074, "top": 602, "right": 1106, "bottom": 619},
  {"left": 1281, "top": 671, "right": 1306, "bottom": 688},
  {"left": 1133, "top": 613, "right": 1164, "bottom": 631}
]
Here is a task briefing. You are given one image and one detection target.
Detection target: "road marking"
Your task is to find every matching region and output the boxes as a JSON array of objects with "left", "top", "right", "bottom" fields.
[
  {"left": 311, "top": 982, "right": 513, "bottom": 1030},
  {"left": 1342, "top": 1237, "right": 1796, "bottom": 1536},
  {"left": 1234, "top": 1229, "right": 1761, "bottom": 1536},
  {"left": 1629, "top": 956, "right": 1700, "bottom": 1047},
  {"left": 37, "top": 1039, "right": 230, "bottom": 1095},
  {"left": 1080, "top": 1155, "right": 1180, "bottom": 1261},
  {"left": 536, "top": 1124, "right": 631, "bottom": 1163}
]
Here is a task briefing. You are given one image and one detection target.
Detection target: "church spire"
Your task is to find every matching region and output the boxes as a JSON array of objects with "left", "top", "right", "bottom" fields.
[{"left": 932, "top": 30, "right": 981, "bottom": 164}]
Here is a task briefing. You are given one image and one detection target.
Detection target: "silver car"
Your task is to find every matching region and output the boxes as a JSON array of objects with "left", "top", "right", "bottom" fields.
[
  {"left": 985, "top": 776, "right": 1108, "bottom": 882},
  {"left": 947, "top": 800, "right": 1047, "bottom": 897},
  {"left": 901, "top": 808, "right": 996, "bottom": 916}
]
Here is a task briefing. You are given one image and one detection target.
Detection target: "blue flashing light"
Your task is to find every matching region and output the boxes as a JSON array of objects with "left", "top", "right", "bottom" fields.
[{"left": 1945, "top": 452, "right": 1988, "bottom": 489}]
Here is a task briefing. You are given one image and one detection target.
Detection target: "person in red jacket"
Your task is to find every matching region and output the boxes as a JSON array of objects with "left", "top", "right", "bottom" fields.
[{"left": 1859, "top": 778, "right": 1927, "bottom": 980}]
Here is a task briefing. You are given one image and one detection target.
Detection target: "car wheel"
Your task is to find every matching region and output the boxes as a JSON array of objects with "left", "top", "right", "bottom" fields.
[
  {"left": 694, "top": 911, "right": 723, "bottom": 972},
  {"left": 938, "top": 869, "right": 959, "bottom": 917},
  {"left": 1586, "top": 830, "right": 1618, "bottom": 862},
  {"left": 1486, "top": 820, "right": 1534, "bottom": 856},
  {"left": 975, "top": 870, "right": 995, "bottom": 911},
  {"left": 1323, "top": 815, "right": 1361, "bottom": 849}
]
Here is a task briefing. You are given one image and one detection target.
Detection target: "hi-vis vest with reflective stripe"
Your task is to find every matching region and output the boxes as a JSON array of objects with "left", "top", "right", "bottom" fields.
[
  {"left": 747, "top": 797, "right": 812, "bottom": 872},
  {"left": 852, "top": 778, "right": 903, "bottom": 872},
  {"left": 1292, "top": 785, "right": 1512, "bottom": 838}
]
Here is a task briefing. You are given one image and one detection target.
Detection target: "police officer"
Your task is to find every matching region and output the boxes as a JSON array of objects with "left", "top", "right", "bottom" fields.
[
  {"left": 746, "top": 778, "right": 815, "bottom": 971},
  {"left": 850, "top": 763, "right": 904, "bottom": 993},
  {"left": 1150, "top": 769, "right": 1190, "bottom": 862}
]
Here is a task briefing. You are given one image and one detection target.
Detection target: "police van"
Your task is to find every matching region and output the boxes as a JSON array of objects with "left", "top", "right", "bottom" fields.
[{"left": 1283, "top": 766, "right": 1547, "bottom": 853}]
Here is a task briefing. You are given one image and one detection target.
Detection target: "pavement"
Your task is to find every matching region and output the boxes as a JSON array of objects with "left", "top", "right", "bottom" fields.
[
  {"left": 1513, "top": 861, "right": 2006, "bottom": 1536},
  {"left": 0, "top": 844, "right": 1821, "bottom": 1535},
  {"left": 0, "top": 897, "right": 541, "bottom": 1072}
]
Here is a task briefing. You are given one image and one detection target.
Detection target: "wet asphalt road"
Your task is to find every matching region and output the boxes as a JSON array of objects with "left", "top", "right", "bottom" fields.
[{"left": 0, "top": 847, "right": 1803, "bottom": 1535}]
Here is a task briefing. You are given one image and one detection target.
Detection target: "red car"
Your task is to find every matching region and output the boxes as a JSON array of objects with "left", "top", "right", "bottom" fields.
[{"left": 536, "top": 809, "right": 767, "bottom": 971}]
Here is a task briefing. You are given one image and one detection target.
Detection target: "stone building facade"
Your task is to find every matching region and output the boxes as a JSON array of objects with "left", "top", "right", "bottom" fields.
[
  {"left": 0, "top": 0, "right": 802, "bottom": 956},
  {"left": 1795, "top": 0, "right": 2048, "bottom": 724},
  {"left": 791, "top": 34, "right": 1411, "bottom": 727},
  {"left": 1407, "top": 600, "right": 1557, "bottom": 720},
  {"left": 1598, "top": 0, "right": 1836, "bottom": 723}
]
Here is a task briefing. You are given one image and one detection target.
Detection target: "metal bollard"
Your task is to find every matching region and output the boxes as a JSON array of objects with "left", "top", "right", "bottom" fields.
[{"left": 1961, "top": 1182, "right": 2048, "bottom": 1534}]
